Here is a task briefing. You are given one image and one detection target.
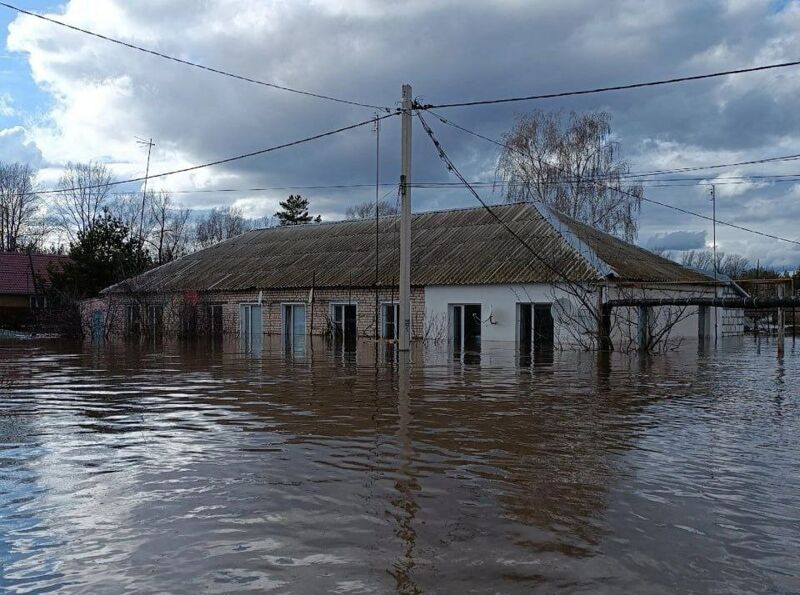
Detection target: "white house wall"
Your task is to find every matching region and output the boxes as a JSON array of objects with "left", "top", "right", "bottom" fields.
[{"left": 424, "top": 283, "right": 744, "bottom": 348}]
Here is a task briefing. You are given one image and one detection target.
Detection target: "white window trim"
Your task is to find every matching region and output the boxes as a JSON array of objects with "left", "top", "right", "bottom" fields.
[
  {"left": 448, "top": 303, "right": 482, "bottom": 351},
  {"left": 281, "top": 302, "right": 307, "bottom": 338}
]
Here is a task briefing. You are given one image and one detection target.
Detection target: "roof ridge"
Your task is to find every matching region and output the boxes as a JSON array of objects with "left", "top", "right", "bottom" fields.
[
  {"left": 531, "top": 203, "right": 616, "bottom": 279},
  {"left": 249, "top": 201, "right": 525, "bottom": 231}
]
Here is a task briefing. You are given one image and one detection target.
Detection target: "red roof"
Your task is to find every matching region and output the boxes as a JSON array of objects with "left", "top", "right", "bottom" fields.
[{"left": 0, "top": 252, "right": 70, "bottom": 295}]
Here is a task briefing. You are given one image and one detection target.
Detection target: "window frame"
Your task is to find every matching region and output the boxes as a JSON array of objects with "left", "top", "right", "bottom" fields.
[{"left": 380, "top": 301, "right": 400, "bottom": 340}]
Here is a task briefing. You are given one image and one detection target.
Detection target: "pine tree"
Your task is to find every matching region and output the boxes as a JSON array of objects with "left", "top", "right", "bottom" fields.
[{"left": 275, "top": 195, "right": 320, "bottom": 226}]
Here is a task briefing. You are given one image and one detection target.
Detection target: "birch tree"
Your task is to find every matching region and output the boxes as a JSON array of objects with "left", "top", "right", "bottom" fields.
[{"left": 496, "top": 110, "right": 643, "bottom": 242}]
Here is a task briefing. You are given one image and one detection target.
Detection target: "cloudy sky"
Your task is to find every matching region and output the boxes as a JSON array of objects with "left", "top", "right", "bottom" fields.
[{"left": 2, "top": 0, "right": 800, "bottom": 267}]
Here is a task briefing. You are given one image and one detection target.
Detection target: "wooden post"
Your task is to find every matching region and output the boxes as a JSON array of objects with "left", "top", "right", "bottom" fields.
[
  {"left": 310, "top": 271, "right": 315, "bottom": 337},
  {"left": 597, "top": 288, "right": 612, "bottom": 351},
  {"left": 777, "top": 283, "right": 785, "bottom": 357}
]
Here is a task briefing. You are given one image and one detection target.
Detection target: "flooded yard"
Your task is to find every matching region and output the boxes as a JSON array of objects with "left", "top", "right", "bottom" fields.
[{"left": 1, "top": 337, "right": 798, "bottom": 593}]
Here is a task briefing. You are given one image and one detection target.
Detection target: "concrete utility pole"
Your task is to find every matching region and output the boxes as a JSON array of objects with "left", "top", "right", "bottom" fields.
[
  {"left": 711, "top": 184, "right": 718, "bottom": 348},
  {"left": 777, "top": 283, "right": 785, "bottom": 358},
  {"left": 399, "top": 84, "right": 412, "bottom": 351}
]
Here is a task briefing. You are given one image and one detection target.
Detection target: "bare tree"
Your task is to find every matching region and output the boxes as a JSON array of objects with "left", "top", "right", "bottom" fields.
[
  {"left": 680, "top": 250, "right": 750, "bottom": 279},
  {"left": 681, "top": 250, "right": 715, "bottom": 272},
  {"left": 720, "top": 253, "right": 750, "bottom": 279},
  {"left": 54, "top": 162, "right": 114, "bottom": 240},
  {"left": 149, "top": 191, "right": 191, "bottom": 264},
  {"left": 0, "top": 162, "right": 40, "bottom": 251},
  {"left": 496, "top": 110, "right": 643, "bottom": 241},
  {"left": 195, "top": 206, "right": 248, "bottom": 249},
  {"left": 109, "top": 191, "right": 153, "bottom": 241},
  {"left": 346, "top": 199, "right": 399, "bottom": 220}
]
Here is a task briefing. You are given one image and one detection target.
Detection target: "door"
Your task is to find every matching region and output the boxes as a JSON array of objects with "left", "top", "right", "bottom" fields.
[
  {"left": 283, "top": 304, "right": 306, "bottom": 351},
  {"left": 463, "top": 305, "right": 481, "bottom": 350},
  {"left": 518, "top": 303, "right": 532, "bottom": 353},
  {"left": 240, "top": 304, "right": 263, "bottom": 352},
  {"left": 208, "top": 304, "right": 223, "bottom": 336},
  {"left": 450, "top": 304, "right": 482, "bottom": 352},
  {"left": 533, "top": 304, "right": 554, "bottom": 350},
  {"left": 331, "top": 303, "right": 358, "bottom": 347},
  {"left": 91, "top": 310, "right": 103, "bottom": 342}
]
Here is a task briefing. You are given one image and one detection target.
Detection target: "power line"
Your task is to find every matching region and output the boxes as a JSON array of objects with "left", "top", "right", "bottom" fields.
[
  {"left": 620, "top": 153, "right": 800, "bottom": 179},
  {"left": 103, "top": 172, "right": 800, "bottom": 198},
  {"left": 428, "top": 110, "right": 800, "bottom": 182},
  {"left": 0, "top": 2, "right": 390, "bottom": 112},
  {"left": 427, "top": 111, "right": 800, "bottom": 247},
  {"left": 419, "top": 60, "right": 800, "bottom": 109},
  {"left": 640, "top": 195, "right": 800, "bottom": 246},
  {"left": 32, "top": 112, "right": 398, "bottom": 196}
]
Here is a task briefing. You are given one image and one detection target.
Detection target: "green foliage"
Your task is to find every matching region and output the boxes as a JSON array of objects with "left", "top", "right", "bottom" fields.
[
  {"left": 50, "top": 211, "right": 151, "bottom": 299},
  {"left": 275, "top": 194, "right": 321, "bottom": 225}
]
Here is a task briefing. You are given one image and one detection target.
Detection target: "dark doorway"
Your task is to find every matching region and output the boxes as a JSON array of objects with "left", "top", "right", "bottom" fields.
[
  {"left": 452, "top": 305, "right": 463, "bottom": 351},
  {"left": 344, "top": 304, "right": 357, "bottom": 348},
  {"left": 464, "top": 305, "right": 481, "bottom": 351},
  {"left": 332, "top": 303, "right": 358, "bottom": 349},
  {"left": 207, "top": 304, "right": 223, "bottom": 337},
  {"left": 533, "top": 304, "right": 554, "bottom": 350},
  {"left": 518, "top": 303, "right": 532, "bottom": 354},
  {"left": 451, "top": 304, "right": 482, "bottom": 353}
]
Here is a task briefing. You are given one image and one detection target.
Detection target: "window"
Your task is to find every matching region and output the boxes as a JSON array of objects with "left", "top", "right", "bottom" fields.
[
  {"left": 126, "top": 305, "right": 141, "bottom": 336},
  {"left": 381, "top": 302, "right": 399, "bottom": 340},
  {"left": 330, "top": 303, "right": 358, "bottom": 345},
  {"left": 207, "top": 304, "right": 223, "bottom": 336},
  {"left": 146, "top": 305, "right": 164, "bottom": 336},
  {"left": 450, "top": 304, "right": 482, "bottom": 352},
  {"left": 239, "top": 303, "right": 262, "bottom": 352}
]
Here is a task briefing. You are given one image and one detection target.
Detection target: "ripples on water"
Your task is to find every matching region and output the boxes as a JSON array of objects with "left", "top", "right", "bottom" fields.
[{"left": 0, "top": 337, "right": 798, "bottom": 594}]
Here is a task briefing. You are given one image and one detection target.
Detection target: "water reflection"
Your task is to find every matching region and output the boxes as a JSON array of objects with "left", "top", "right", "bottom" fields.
[{"left": 0, "top": 338, "right": 798, "bottom": 593}]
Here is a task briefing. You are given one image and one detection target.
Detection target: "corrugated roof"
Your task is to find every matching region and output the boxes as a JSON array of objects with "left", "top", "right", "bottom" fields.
[
  {"left": 549, "top": 211, "right": 714, "bottom": 283},
  {"left": 104, "top": 202, "right": 714, "bottom": 294},
  {"left": 0, "top": 252, "right": 69, "bottom": 295}
]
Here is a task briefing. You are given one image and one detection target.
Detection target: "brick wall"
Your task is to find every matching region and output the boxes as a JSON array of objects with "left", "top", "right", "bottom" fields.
[{"left": 86, "top": 286, "right": 426, "bottom": 340}]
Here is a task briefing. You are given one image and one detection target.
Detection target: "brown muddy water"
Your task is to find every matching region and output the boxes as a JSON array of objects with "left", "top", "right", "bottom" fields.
[{"left": 0, "top": 337, "right": 798, "bottom": 594}]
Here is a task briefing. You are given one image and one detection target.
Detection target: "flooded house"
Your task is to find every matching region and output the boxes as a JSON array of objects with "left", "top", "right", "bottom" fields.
[
  {"left": 82, "top": 202, "right": 746, "bottom": 350},
  {"left": 0, "top": 252, "right": 69, "bottom": 329}
]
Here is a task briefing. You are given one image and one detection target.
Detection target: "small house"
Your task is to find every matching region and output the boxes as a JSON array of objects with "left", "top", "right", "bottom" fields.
[
  {"left": 86, "top": 202, "right": 746, "bottom": 351},
  {"left": 0, "top": 252, "right": 68, "bottom": 329}
]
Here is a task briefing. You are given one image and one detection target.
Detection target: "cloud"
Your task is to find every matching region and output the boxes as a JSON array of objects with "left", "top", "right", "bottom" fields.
[
  {"left": 0, "top": 126, "right": 43, "bottom": 166},
  {"left": 3, "top": 0, "right": 800, "bottom": 268},
  {"left": 645, "top": 230, "right": 707, "bottom": 251},
  {"left": 0, "top": 92, "right": 14, "bottom": 116}
]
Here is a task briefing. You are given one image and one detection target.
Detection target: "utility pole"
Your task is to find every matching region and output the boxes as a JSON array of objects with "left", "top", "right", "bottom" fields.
[
  {"left": 777, "top": 282, "right": 785, "bottom": 358},
  {"left": 399, "top": 84, "right": 412, "bottom": 352},
  {"left": 136, "top": 137, "right": 155, "bottom": 245},
  {"left": 711, "top": 184, "right": 718, "bottom": 348},
  {"left": 374, "top": 113, "right": 381, "bottom": 340}
]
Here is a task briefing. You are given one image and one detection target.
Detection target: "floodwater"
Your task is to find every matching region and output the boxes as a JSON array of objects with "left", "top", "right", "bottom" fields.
[{"left": 1, "top": 337, "right": 798, "bottom": 594}]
